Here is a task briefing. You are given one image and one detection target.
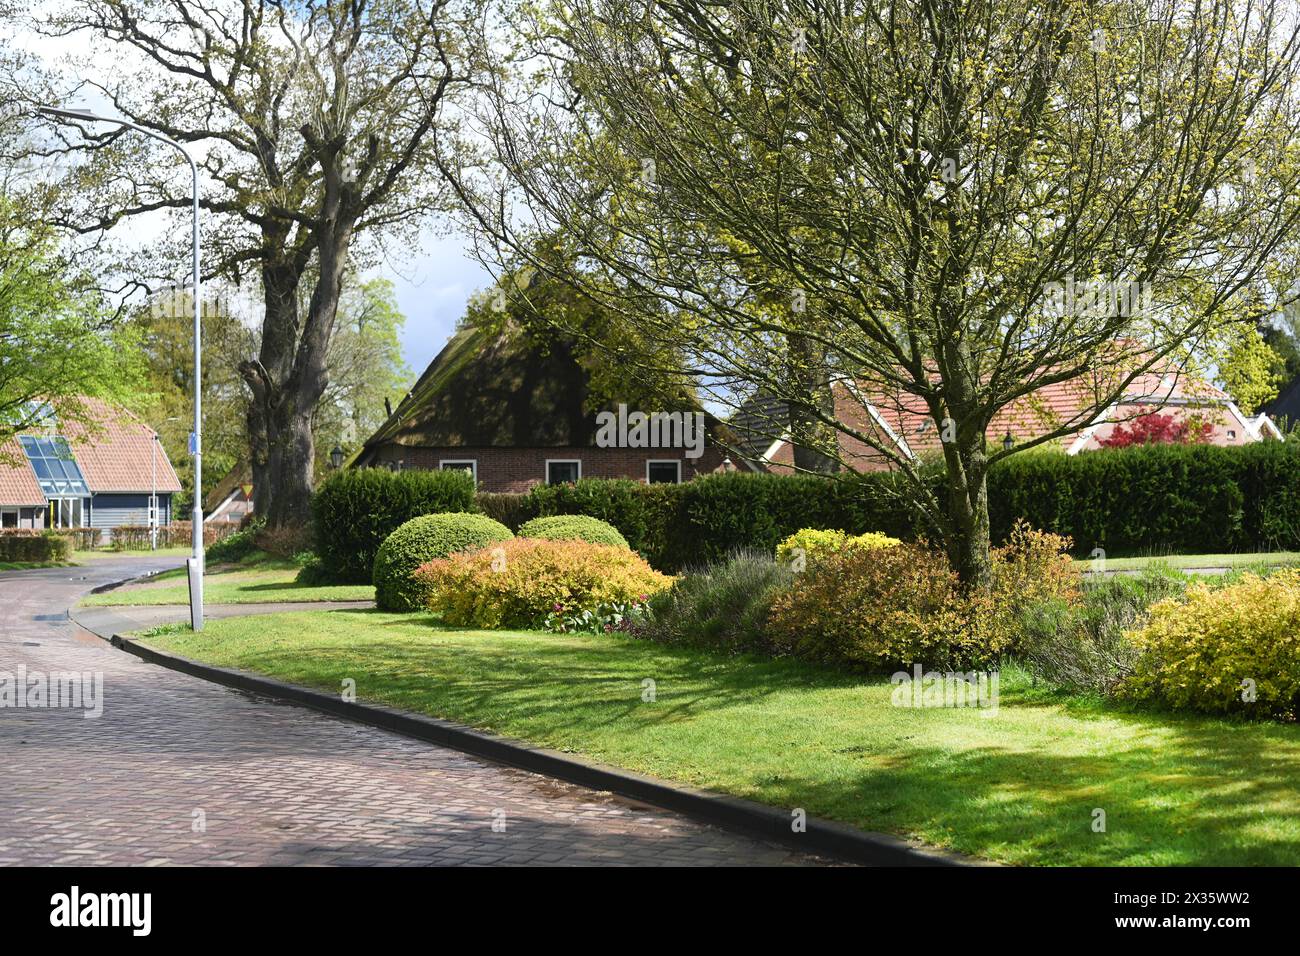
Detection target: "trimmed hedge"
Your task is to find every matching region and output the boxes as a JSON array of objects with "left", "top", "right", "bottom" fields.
[
  {"left": 313, "top": 468, "right": 477, "bottom": 582},
  {"left": 0, "top": 531, "right": 73, "bottom": 564},
  {"left": 518, "top": 514, "right": 630, "bottom": 548},
  {"left": 373, "top": 512, "right": 514, "bottom": 612},
  {"left": 51, "top": 527, "right": 101, "bottom": 551},
  {"left": 313, "top": 441, "right": 1300, "bottom": 574},
  {"left": 986, "top": 441, "right": 1300, "bottom": 556},
  {"left": 112, "top": 522, "right": 239, "bottom": 551},
  {"left": 488, "top": 472, "right": 922, "bottom": 570}
]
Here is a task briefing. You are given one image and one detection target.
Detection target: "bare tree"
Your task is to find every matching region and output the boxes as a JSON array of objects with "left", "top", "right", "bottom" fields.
[
  {"left": 22, "top": 0, "right": 474, "bottom": 525},
  {"left": 444, "top": 0, "right": 1300, "bottom": 585}
]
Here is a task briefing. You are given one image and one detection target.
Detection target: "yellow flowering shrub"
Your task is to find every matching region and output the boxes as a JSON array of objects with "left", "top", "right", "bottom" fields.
[
  {"left": 415, "top": 537, "right": 674, "bottom": 629},
  {"left": 775, "top": 528, "right": 901, "bottom": 568},
  {"left": 1121, "top": 571, "right": 1300, "bottom": 719},
  {"left": 990, "top": 521, "right": 1081, "bottom": 614}
]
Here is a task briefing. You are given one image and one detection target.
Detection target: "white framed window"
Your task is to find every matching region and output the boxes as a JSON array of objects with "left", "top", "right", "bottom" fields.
[
  {"left": 1, "top": 509, "right": 17, "bottom": 529},
  {"left": 439, "top": 459, "right": 478, "bottom": 483},
  {"left": 48, "top": 497, "right": 84, "bottom": 528},
  {"left": 646, "top": 459, "right": 682, "bottom": 484},
  {"left": 545, "top": 459, "right": 581, "bottom": 485}
]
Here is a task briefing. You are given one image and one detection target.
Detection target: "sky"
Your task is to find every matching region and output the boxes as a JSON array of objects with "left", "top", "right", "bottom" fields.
[{"left": 379, "top": 234, "right": 492, "bottom": 378}]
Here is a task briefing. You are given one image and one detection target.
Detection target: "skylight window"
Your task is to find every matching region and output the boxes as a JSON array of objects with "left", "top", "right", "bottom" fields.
[{"left": 18, "top": 435, "right": 90, "bottom": 497}]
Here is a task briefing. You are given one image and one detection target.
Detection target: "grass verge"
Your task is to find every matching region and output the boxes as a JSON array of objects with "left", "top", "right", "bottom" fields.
[
  {"left": 142, "top": 609, "right": 1300, "bottom": 866},
  {"left": 1074, "top": 551, "right": 1300, "bottom": 573},
  {"left": 0, "top": 560, "right": 72, "bottom": 571},
  {"left": 82, "top": 555, "right": 372, "bottom": 605}
]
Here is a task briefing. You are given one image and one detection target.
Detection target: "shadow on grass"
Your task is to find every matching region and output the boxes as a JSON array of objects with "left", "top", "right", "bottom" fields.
[
  {"left": 762, "top": 727, "right": 1300, "bottom": 865},
  {"left": 164, "top": 611, "right": 1300, "bottom": 865}
]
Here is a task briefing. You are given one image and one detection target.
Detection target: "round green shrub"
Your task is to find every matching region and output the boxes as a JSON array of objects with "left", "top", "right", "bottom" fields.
[
  {"left": 518, "top": 514, "right": 629, "bottom": 549},
  {"left": 373, "top": 512, "right": 513, "bottom": 611}
]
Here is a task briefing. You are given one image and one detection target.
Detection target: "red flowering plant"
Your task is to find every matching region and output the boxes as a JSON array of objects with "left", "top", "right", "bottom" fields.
[{"left": 1096, "top": 412, "right": 1213, "bottom": 448}]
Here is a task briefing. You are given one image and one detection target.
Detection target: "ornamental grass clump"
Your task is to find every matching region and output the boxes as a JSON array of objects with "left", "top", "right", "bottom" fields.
[
  {"left": 415, "top": 537, "right": 673, "bottom": 629},
  {"left": 637, "top": 548, "right": 793, "bottom": 654}
]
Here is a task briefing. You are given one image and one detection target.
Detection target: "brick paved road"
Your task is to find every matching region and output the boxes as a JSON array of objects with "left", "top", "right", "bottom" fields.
[{"left": 0, "top": 558, "right": 821, "bottom": 866}]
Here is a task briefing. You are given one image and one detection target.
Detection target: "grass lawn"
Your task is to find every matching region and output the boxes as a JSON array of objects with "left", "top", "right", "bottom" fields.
[
  {"left": 73, "top": 545, "right": 194, "bottom": 562},
  {"left": 82, "top": 556, "right": 373, "bottom": 606},
  {"left": 143, "top": 609, "right": 1300, "bottom": 866},
  {"left": 0, "top": 560, "right": 72, "bottom": 571},
  {"left": 1074, "top": 551, "right": 1300, "bottom": 573}
]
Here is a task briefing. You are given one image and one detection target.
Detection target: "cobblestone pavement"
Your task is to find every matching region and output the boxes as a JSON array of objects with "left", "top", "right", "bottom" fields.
[{"left": 0, "top": 558, "right": 823, "bottom": 866}]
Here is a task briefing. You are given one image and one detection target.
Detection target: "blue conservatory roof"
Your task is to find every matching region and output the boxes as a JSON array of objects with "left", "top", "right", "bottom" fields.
[{"left": 18, "top": 435, "right": 91, "bottom": 497}]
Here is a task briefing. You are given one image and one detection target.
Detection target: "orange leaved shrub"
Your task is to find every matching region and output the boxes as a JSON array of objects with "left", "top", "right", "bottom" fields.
[{"left": 415, "top": 537, "right": 674, "bottom": 629}]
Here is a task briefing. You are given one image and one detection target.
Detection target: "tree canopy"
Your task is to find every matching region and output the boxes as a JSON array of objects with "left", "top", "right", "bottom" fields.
[
  {"left": 444, "top": 0, "right": 1300, "bottom": 584},
  {"left": 0, "top": 192, "right": 143, "bottom": 455},
  {"left": 20, "top": 0, "right": 480, "bottom": 525}
]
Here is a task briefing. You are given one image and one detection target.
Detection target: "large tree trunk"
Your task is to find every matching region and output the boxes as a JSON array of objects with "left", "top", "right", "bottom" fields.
[
  {"left": 945, "top": 450, "right": 993, "bottom": 590},
  {"left": 263, "top": 395, "right": 317, "bottom": 527},
  {"left": 243, "top": 256, "right": 301, "bottom": 524},
  {"left": 787, "top": 332, "right": 840, "bottom": 474},
  {"left": 246, "top": 228, "right": 352, "bottom": 529},
  {"left": 937, "top": 342, "right": 994, "bottom": 590},
  {"left": 241, "top": 222, "right": 350, "bottom": 529}
]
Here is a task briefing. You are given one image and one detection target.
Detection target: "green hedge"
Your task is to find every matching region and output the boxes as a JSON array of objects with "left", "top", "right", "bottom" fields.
[
  {"left": 484, "top": 472, "right": 922, "bottom": 571},
  {"left": 986, "top": 441, "right": 1300, "bottom": 555},
  {"left": 315, "top": 442, "right": 1300, "bottom": 575},
  {"left": 0, "top": 532, "right": 73, "bottom": 564},
  {"left": 312, "top": 468, "right": 477, "bottom": 582},
  {"left": 467, "top": 442, "right": 1300, "bottom": 568}
]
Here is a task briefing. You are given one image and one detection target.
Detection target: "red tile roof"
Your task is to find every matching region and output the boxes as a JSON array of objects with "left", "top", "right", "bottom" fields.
[
  {"left": 0, "top": 398, "right": 182, "bottom": 503},
  {"left": 62, "top": 398, "right": 183, "bottom": 494},
  {"left": 0, "top": 438, "right": 46, "bottom": 506},
  {"left": 756, "top": 360, "right": 1244, "bottom": 473}
]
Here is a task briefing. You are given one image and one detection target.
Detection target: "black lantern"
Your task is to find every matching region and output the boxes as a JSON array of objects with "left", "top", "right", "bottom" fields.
[
  {"left": 1002, "top": 431, "right": 1014, "bottom": 452},
  {"left": 329, "top": 445, "right": 345, "bottom": 469}
]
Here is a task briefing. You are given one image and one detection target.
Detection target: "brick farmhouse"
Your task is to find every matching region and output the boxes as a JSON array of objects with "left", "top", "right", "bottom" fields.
[{"left": 353, "top": 325, "right": 742, "bottom": 492}]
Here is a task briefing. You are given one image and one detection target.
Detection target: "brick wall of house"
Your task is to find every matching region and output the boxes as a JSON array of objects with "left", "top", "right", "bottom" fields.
[{"left": 368, "top": 444, "right": 732, "bottom": 493}]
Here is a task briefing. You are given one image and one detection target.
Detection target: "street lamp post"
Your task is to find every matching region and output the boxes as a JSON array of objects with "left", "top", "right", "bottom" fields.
[
  {"left": 37, "top": 105, "right": 205, "bottom": 630},
  {"left": 151, "top": 431, "right": 157, "bottom": 551}
]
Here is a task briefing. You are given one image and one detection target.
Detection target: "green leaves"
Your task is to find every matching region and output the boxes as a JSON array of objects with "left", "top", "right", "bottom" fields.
[{"left": 0, "top": 196, "right": 144, "bottom": 447}]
